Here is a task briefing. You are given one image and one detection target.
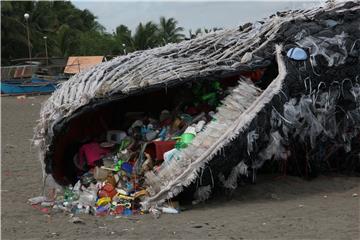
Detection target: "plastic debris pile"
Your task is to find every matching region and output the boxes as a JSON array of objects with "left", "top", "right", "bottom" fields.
[{"left": 29, "top": 80, "right": 232, "bottom": 217}]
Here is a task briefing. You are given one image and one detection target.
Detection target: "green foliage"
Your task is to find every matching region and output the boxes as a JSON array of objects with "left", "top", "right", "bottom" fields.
[
  {"left": 188, "top": 27, "right": 223, "bottom": 39},
  {"left": 1, "top": 1, "right": 104, "bottom": 65},
  {"left": 158, "top": 17, "right": 184, "bottom": 45},
  {"left": 1, "top": 1, "right": 220, "bottom": 66},
  {"left": 132, "top": 21, "right": 159, "bottom": 50}
]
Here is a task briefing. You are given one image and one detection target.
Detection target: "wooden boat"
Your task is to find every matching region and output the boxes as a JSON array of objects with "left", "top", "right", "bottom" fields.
[
  {"left": 1, "top": 78, "right": 58, "bottom": 95},
  {"left": 1, "top": 58, "right": 67, "bottom": 96}
]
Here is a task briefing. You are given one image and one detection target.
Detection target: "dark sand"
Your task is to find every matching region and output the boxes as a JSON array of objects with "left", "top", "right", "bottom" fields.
[{"left": 1, "top": 95, "right": 359, "bottom": 240}]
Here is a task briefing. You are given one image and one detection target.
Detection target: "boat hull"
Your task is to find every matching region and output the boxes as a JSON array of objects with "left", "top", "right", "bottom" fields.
[{"left": 1, "top": 79, "right": 57, "bottom": 95}]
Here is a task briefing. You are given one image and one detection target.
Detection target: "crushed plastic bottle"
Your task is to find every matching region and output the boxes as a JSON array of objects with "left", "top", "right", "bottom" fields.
[{"left": 64, "top": 185, "right": 78, "bottom": 202}]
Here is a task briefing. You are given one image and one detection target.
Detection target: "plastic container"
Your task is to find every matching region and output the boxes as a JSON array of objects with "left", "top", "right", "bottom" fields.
[
  {"left": 107, "top": 130, "right": 127, "bottom": 143},
  {"left": 175, "top": 131, "right": 195, "bottom": 149},
  {"left": 163, "top": 148, "right": 181, "bottom": 162},
  {"left": 123, "top": 208, "right": 132, "bottom": 216},
  {"left": 94, "top": 166, "right": 109, "bottom": 181},
  {"left": 121, "top": 162, "right": 133, "bottom": 175},
  {"left": 96, "top": 197, "right": 112, "bottom": 206},
  {"left": 195, "top": 120, "right": 206, "bottom": 132},
  {"left": 98, "top": 183, "right": 117, "bottom": 198}
]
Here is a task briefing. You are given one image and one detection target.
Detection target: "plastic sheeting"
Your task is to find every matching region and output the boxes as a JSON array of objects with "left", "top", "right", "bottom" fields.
[
  {"left": 297, "top": 32, "right": 348, "bottom": 67},
  {"left": 255, "top": 79, "right": 360, "bottom": 169}
]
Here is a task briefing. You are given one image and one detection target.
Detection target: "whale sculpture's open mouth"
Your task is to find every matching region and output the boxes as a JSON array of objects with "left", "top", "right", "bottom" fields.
[{"left": 34, "top": 1, "right": 360, "bottom": 208}]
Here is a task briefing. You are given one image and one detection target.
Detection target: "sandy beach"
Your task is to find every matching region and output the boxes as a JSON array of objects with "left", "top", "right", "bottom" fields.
[{"left": 1, "top": 95, "right": 359, "bottom": 240}]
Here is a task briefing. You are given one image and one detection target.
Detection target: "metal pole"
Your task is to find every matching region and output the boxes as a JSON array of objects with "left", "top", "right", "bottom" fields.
[
  {"left": 25, "top": 20, "right": 32, "bottom": 63},
  {"left": 24, "top": 13, "right": 32, "bottom": 77},
  {"left": 44, "top": 36, "right": 48, "bottom": 66}
]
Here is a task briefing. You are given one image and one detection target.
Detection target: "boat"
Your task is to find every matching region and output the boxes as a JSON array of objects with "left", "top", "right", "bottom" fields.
[
  {"left": 1, "top": 77, "right": 58, "bottom": 95},
  {"left": 1, "top": 56, "right": 105, "bottom": 95},
  {"left": 1, "top": 58, "right": 66, "bottom": 96}
]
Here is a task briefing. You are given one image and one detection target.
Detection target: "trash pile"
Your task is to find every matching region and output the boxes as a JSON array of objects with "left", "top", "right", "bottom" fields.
[{"left": 29, "top": 80, "right": 233, "bottom": 217}]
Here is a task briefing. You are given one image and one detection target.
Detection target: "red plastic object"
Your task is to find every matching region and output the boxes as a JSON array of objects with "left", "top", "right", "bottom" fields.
[
  {"left": 145, "top": 141, "right": 176, "bottom": 161},
  {"left": 113, "top": 205, "right": 125, "bottom": 215},
  {"left": 241, "top": 69, "right": 265, "bottom": 81},
  {"left": 78, "top": 142, "right": 110, "bottom": 167},
  {"left": 98, "top": 183, "right": 117, "bottom": 199}
]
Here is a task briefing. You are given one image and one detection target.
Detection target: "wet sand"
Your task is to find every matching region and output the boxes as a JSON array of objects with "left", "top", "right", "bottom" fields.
[{"left": 1, "top": 95, "right": 359, "bottom": 240}]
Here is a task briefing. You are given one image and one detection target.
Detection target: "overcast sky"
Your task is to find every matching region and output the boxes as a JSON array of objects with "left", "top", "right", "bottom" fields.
[{"left": 73, "top": 1, "right": 323, "bottom": 34}]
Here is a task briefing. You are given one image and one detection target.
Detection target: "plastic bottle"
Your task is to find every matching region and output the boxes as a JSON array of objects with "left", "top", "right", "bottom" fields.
[
  {"left": 162, "top": 207, "right": 179, "bottom": 214},
  {"left": 64, "top": 185, "right": 78, "bottom": 202},
  {"left": 195, "top": 120, "right": 206, "bottom": 132},
  {"left": 163, "top": 148, "right": 181, "bottom": 162}
]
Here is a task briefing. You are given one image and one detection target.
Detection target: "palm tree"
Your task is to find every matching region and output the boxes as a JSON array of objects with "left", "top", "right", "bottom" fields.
[
  {"left": 132, "top": 21, "right": 159, "bottom": 50},
  {"left": 115, "top": 24, "right": 133, "bottom": 53},
  {"left": 158, "top": 17, "right": 184, "bottom": 45},
  {"left": 188, "top": 27, "right": 222, "bottom": 40}
]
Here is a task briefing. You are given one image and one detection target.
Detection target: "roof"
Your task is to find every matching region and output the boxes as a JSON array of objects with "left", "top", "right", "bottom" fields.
[{"left": 64, "top": 56, "right": 104, "bottom": 74}]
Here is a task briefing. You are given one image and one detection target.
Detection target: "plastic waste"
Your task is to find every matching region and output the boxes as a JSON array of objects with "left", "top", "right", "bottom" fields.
[
  {"left": 297, "top": 32, "right": 347, "bottom": 67},
  {"left": 123, "top": 208, "right": 132, "bottom": 216},
  {"left": 159, "top": 110, "right": 171, "bottom": 122},
  {"left": 98, "top": 183, "right": 117, "bottom": 198},
  {"left": 162, "top": 207, "right": 179, "bottom": 214},
  {"left": 175, "top": 126, "right": 196, "bottom": 149},
  {"left": 121, "top": 162, "right": 133, "bottom": 175},
  {"left": 41, "top": 201, "right": 54, "bottom": 207},
  {"left": 79, "top": 187, "right": 97, "bottom": 206},
  {"left": 258, "top": 131, "right": 288, "bottom": 162},
  {"left": 69, "top": 216, "right": 84, "bottom": 224},
  {"left": 195, "top": 120, "right": 206, "bottom": 133},
  {"left": 163, "top": 148, "right": 181, "bottom": 162},
  {"left": 80, "top": 172, "right": 96, "bottom": 187},
  {"left": 112, "top": 201, "right": 131, "bottom": 209},
  {"left": 96, "top": 204, "right": 110, "bottom": 214},
  {"left": 125, "top": 182, "right": 133, "bottom": 192},
  {"left": 192, "top": 185, "right": 212, "bottom": 204},
  {"left": 96, "top": 197, "right": 112, "bottom": 206},
  {"left": 94, "top": 166, "right": 109, "bottom": 181},
  {"left": 145, "top": 130, "right": 158, "bottom": 141},
  {"left": 118, "top": 137, "right": 133, "bottom": 151},
  {"left": 247, "top": 130, "right": 259, "bottom": 155},
  {"left": 113, "top": 159, "right": 124, "bottom": 172},
  {"left": 149, "top": 207, "right": 161, "bottom": 219},
  {"left": 107, "top": 130, "right": 127, "bottom": 143},
  {"left": 323, "top": 19, "right": 338, "bottom": 28},
  {"left": 130, "top": 120, "right": 143, "bottom": 129},
  {"left": 64, "top": 185, "right": 78, "bottom": 202},
  {"left": 140, "top": 152, "right": 153, "bottom": 174},
  {"left": 158, "top": 127, "right": 168, "bottom": 140},
  {"left": 28, "top": 196, "right": 49, "bottom": 205},
  {"left": 287, "top": 47, "right": 308, "bottom": 61}
]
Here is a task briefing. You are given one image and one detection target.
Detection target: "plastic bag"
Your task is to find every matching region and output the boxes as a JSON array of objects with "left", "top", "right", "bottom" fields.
[{"left": 297, "top": 32, "right": 348, "bottom": 67}]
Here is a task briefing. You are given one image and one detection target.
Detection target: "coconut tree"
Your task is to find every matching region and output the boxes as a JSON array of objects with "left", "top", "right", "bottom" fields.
[
  {"left": 132, "top": 21, "right": 159, "bottom": 50},
  {"left": 114, "top": 24, "right": 133, "bottom": 53},
  {"left": 188, "top": 27, "right": 223, "bottom": 40},
  {"left": 158, "top": 17, "right": 185, "bottom": 45}
]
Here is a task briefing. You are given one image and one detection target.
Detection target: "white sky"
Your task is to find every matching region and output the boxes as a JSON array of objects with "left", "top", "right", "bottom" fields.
[{"left": 72, "top": 1, "right": 323, "bottom": 34}]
